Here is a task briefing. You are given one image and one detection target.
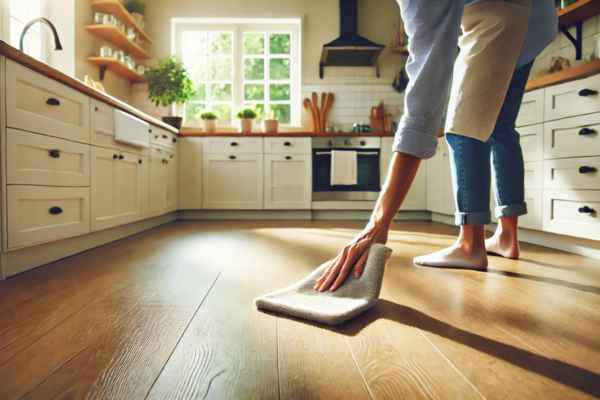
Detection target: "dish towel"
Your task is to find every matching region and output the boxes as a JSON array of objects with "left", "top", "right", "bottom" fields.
[
  {"left": 255, "top": 244, "right": 392, "bottom": 325},
  {"left": 330, "top": 150, "right": 358, "bottom": 186}
]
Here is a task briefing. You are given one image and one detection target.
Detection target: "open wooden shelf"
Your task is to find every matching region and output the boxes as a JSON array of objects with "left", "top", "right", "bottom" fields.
[
  {"left": 88, "top": 57, "right": 146, "bottom": 83},
  {"left": 558, "top": 0, "right": 600, "bottom": 28},
  {"left": 91, "top": 0, "right": 152, "bottom": 44},
  {"left": 85, "top": 25, "right": 151, "bottom": 60},
  {"left": 526, "top": 59, "right": 600, "bottom": 91}
]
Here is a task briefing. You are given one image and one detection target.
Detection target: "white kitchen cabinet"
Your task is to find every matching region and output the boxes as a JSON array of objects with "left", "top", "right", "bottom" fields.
[
  {"left": 516, "top": 89, "right": 544, "bottom": 127},
  {"left": 264, "top": 154, "right": 311, "bottom": 209},
  {"left": 203, "top": 153, "right": 264, "bottom": 209},
  {"left": 147, "top": 148, "right": 169, "bottom": 217},
  {"left": 543, "top": 190, "right": 600, "bottom": 241},
  {"left": 179, "top": 137, "right": 203, "bottom": 210},
  {"left": 166, "top": 150, "right": 178, "bottom": 211},
  {"left": 426, "top": 138, "right": 455, "bottom": 215},
  {"left": 91, "top": 147, "right": 143, "bottom": 231}
]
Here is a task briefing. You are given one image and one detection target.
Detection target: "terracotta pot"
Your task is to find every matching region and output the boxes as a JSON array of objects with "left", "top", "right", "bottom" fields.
[
  {"left": 239, "top": 118, "right": 254, "bottom": 134},
  {"left": 203, "top": 119, "right": 217, "bottom": 133},
  {"left": 263, "top": 119, "right": 279, "bottom": 134}
]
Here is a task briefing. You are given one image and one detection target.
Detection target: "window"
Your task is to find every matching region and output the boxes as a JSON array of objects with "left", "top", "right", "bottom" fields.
[
  {"left": 9, "top": 0, "right": 43, "bottom": 60},
  {"left": 174, "top": 18, "right": 301, "bottom": 128}
]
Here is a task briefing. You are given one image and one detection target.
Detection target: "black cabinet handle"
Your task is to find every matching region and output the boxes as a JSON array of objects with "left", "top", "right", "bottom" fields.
[
  {"left": 49, "top": 206, "right": 63, "bottom": 215},
  {"left": 579, "top": 166, "right": 597, "bottom": 174},
  {"left": 578, "top": 206, "right": 596, "bottom": 214},
  {"left": 118, "top": 154, "right": 124, "bottom": 160},
  {"left": 162, "top": 134, "right": 168, "bottom": 139},
  {"left": 285, "top": 156, "right": 292, "bottom": 160},
  {"left": 48, "top": 149, "right": 60, "bottom": 158},
  {"left": 578, "top": 88, "right": 598, "bottom": 97},
  {"left": 578, "top": 127, "right": 597, "bottom": 136},
  {"left": 94, "top": 106, "right": 99, "bottom": 112},
  {"left": 46, "top": 98, "right": 60, "bottom": 106},
  {"left": 284, "top": 141, "right": 291, "bottom": 146},
  {"left": 230, "top": 142, "right": 238, "bottom": 147},
  {"left": 173, "top": 138, "right": 177, "bottom": 143},
  {"left": 138, "top": 159, "right": 143, "bottom": 164},
  {"left": 113, "top": 154, "right": 118, "bottom": 159},
  {"left": 149, "top": 128, "right": 153, "bottom": 133},
  {"left": 229, "top": 155, "right": 237, "bottom": 160},
  {"left": 155, "top": 135, "right": 159, "bottom": 139},
  {"left": 360, "top": 140, "right": 366, "bottom": 146}
]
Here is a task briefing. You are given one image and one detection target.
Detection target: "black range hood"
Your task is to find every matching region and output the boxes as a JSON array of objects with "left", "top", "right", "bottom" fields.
[{"left": 319, "top": 0, "right": 385, "bottom": 79}]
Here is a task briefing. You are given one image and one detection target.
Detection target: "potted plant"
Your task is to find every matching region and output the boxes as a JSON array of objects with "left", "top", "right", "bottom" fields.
[
  {"left": 124, "top": 0, "right": 146, "bottom": 26},
  {"left": 237, "top": 108, "right": 257, "bottom": 134},
  {"left": 200, "top": 111, "right": 218, "bottom": 133},
  {"left": 145, "top": 56, "right": 195, "bottom": 130},
  {"left": 263, "top": 110, "right": 279, "bottom": 134}
]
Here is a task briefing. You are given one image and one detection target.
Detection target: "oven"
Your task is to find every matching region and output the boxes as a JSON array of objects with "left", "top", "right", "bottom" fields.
[{"left": 312, "top": 136, "right": 381, "bottom": 201}]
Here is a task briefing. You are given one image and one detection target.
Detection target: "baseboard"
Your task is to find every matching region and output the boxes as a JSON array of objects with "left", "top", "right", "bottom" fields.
[
  {"left": 0, "top": 213, "right": 177, "bottom": 279},
  {"left": 179, "top": 209, "right": 430, "bottom": 221}
]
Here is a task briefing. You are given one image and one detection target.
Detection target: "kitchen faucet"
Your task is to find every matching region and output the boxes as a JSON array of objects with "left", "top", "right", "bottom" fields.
[{"left": 19, "top": 17, "right": 63, "bottom": 53}]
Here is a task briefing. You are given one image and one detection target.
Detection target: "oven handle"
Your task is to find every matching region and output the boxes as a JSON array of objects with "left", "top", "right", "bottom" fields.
[{"left": 314, "top": 151, "right": 379, "bottom": 156}]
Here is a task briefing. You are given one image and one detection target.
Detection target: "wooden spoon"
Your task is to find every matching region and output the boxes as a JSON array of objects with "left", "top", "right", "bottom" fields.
[
  {"left": 304, "top": 98, "right": 319, "bottom": 133},
  {"left": 321, "top": 92, "right": 335, "bottom": 133},
  {"left": 311, "top": 92, "right": 321, "bottom": 133}
]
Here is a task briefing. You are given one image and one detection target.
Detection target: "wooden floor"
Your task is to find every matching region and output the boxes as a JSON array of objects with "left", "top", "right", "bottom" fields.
[{"left": 0, "top": 220, "right": 599, "bottom": 400}]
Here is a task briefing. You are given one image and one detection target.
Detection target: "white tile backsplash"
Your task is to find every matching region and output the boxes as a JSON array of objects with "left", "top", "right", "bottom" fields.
[{"left": 301, "top": 83, "right": 404, "bottom": 131}]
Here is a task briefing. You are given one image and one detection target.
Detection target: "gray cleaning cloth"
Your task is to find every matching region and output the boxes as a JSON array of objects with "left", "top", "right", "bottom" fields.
[{"left": 255, "top": 244, "right": 392, "bottom": 325}]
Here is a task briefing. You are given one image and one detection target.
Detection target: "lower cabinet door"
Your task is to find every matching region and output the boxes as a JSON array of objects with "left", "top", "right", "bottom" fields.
[
  {"left": 91, "top": 147, "right": 143, "bottom": 231},
  {"left": 148, "top": 149, "right": 168, "bottom": 217},
  {"left": 264, "top": 154, "right": 311, "bottom": 209},
  {"left": 543, "top": 190, "right": 600, "bottom": 240},
  {"left": 203, "top": 153, "right": 264, "bottom": 209},
  {"left": 166, "top": 151, "right": 178, "bottom": 211},
  {"left": 7, "top": 185, "right": 90, "bottom": 249}
]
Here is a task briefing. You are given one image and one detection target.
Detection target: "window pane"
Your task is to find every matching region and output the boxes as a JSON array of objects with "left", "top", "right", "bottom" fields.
[
  {"left": 270, "top": 33, "right": 290, "bottom": 54},
  {"left": 182, "top": 31, "right": 207, "bottom": 61},
  {"left": 190, "top": 84, "right": 206, "bottom": 102},
  {"left": 270, "top": 84, "right": 290, "bottom": 101},
  {"left": 244, "top": 58, "right": 264, "bottom": 80},
  {"left": 244, "top": 84, "right": 264, "bottom": 101},
  {"left": 209, "top": 57, "right": 232, "bottom": 80},
  {"left": 270, "top": 58, "right": 290, "bottom": 80},
  {"left": 244, "top": 103, "right": 265, "bottom": 120},
  {"left": 211, "top": 83, "right": 232, "bottom": 101},
  {"left": 271, "top": 104, "right": 291, "bottom": 124},
  {"left": 210, "top": 32, "right": 233, "bottom": 54},
  {"left": 185, "top": 103, "right": 205, "bottom": 125},
  {"left": 243, "top": 32, "right": 264, "bottom": 55},
  {"left": 214, "top": 104, "right": 232, "bottom": 123}
]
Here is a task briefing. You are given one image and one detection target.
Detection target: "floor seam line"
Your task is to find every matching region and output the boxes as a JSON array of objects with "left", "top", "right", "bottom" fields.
[
  {"left": 143, "top": 269, "right": 223, "bottom": 400},
  {"left": 344, "top": 335, "right": 375, "bottom": 400},
  {"left": 276, "top": 318, "right": 281, "bottom": 400},
  {"left": 417, "top": 329, "right": 487, "bottom": 400}
]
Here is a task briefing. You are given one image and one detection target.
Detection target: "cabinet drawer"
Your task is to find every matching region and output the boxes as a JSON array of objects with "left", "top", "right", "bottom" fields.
[
  {"left": 521, "top": 189, "right": 543, "bottom": 230},
  {"left": 6, "top": 60, "right": 90, "bottom": 143},
  {"left": 517, "top": 124, "right": 543, "bottom": 162},
  {"left": 264, "top": 137, "right": 311, "bottom": 154},
  {"left": 543, "top": 190, "right": 600, "bottom": 240},
  {"left": 150, "top": 127, "right": 178, "bottom": 149},
  {"left": 524, "top": 161, "right": 543, "bottom": 189},
  {"left": 516, "top": 89, "right": 544, "bottom": 127},
  {"left": 91, "top": 100, "right": 145, "bottom": 155},
  {"left": 544, "top": 157, "right": 600, "bottom": 190},
  {"left": 204, "top": 137, "right": 263, "bottom": 154},
  {"left": 544, "top": 113, "right": 600, "bottom": 159},
  {"left": 545, "top": 74, "right": 600, "bottom": 121},
  {"left": 7, "top": 186, "right": 91, "bottom": 249},
  {"left": 7, "top": 129, "right": 90, "bottom": 187}
]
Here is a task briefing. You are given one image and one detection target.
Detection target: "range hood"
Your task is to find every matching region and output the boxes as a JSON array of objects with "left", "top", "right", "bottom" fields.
[{"left": 319, "top": 0, "right": 385, "bottom": 79}]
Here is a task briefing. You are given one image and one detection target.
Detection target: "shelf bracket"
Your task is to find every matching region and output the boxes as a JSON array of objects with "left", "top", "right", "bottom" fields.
[
  {"left": 560, "top": 21, "right": 583, "bottom": 60},
  {"left": 99, "top": 64, "right": 108, "bottom": 81}
]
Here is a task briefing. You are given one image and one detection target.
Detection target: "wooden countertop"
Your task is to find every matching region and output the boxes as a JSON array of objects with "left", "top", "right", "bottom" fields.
[
  {"left": 179, "top": 129, "right": 395, "bottom": 137},
  {"left": 0, "top": 41, "right": 178, "bottom": 134},
  {"left": 526, "top": 59, "right": 600, "bottom": 92}
]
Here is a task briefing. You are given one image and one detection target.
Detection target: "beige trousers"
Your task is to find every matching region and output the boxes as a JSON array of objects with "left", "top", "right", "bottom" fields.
[{"left": 445, "top": 0, "right": 531, "bottom": 142}]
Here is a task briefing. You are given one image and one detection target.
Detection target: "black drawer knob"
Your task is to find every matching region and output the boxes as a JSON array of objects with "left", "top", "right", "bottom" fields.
[
  {"left": 360, "top": 140, "right": 366, "bottom": 146},
  {"left": 229, "top": 155, "right": 237, "bottom": 160},
  {"left": 284, "top": 141, "right": 291, "bottom": 146},
  {"left": 285, "top": 156, "right": 292, "bottom": 160},
  {"left": 48, "top": 149, "right": 60, "bottom": 158},
  {"left": 113, "top": 154, "right": 118, "bottom": 159},
  {"left": 118, "top": 154, "right": 124, "bottom": 160},
  {"left": 46, "top": 98, "right": 60, "bottom": 106},
  {"left": 94, "top": 106, "right": 99, "bottom": 112},
  {"left": 162, "top": 134, "right": 168, "bottom": 139},
  {"left": 578, "top": 88, "right": 598, "bottom": 97},
  {"left": 578, "top": 127, "right": 597, "bottom": 136},
  {"left": 230, "top": 142, "right": 238, "bottom": 147},
  {"left": 138, "top": 159, "right": 143, "bottom": 164},
  {"left": 578, "top": 206, "right": 595, "bottom": 214},
  {"left": 49, "top": 206, "right": 63, "bottom": 215},
  {"left": 173, "top": 138, "right": 177, "bottom": 143},
  {"left": 579, "top": 166, "right": 597, "bottom": 174}
]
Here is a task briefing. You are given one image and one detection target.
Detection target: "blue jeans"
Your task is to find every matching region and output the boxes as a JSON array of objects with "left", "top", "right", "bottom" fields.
[{"left": 446, "top": 62, "right": 533, "bottom": 226}]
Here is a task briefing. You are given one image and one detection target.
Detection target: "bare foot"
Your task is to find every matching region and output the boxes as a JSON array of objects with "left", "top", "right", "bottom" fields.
[
  {"left": 485, "top": 233, "right": 520, "bottom": 259},
  {"left": 414, "top": 243, "right": 488, "bottom": 270}
]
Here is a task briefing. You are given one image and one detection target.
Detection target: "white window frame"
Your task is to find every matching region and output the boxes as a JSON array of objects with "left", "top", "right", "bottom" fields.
[{"left": 173, "top": 17, "right": 302, "bottom": 128}]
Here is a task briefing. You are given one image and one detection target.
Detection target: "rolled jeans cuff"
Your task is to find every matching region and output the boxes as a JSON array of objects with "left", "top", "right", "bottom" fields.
[
  {"left": 454, "top": 211, "right": 491, "bottom": 226},
  {"left": 495, "top": 202, "right": 528, "bottom": 218},
  {"left": 392, "top": 128, "right": 438, "bottom": 159}
]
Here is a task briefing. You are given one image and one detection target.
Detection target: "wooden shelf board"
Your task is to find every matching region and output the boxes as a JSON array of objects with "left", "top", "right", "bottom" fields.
[
  {"left": 389, "top": 46, "right": 409, "bottom": 55},
  {"left": 558, "top": 0, "right": 600, "bottom": 28},
  {"left": 91, "top": 0, "right": 152, "bottom": 44},
  {"left": 526, "top": 59, "right": 600, "bottom": 92},
  {"left": 86, "top": 25, "right": 150, "bottom": 60},
  {"left": 88, "top": 57, "right": 146, "bottom": 83}
]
